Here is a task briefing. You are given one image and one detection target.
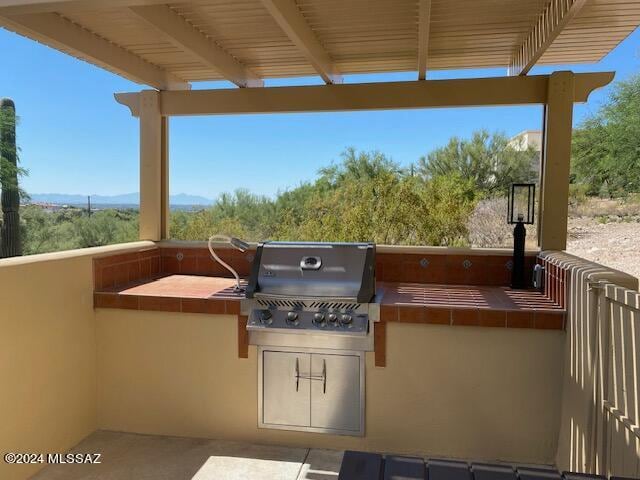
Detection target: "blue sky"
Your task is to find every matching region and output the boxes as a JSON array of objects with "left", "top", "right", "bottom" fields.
[{"left": 0, "top": 26, "right": 639, "bottom": 199}]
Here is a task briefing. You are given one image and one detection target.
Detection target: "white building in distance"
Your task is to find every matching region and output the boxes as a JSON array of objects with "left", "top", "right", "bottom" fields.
[{"left": 509, "top": 130, "right": 542, "bottom": 152}]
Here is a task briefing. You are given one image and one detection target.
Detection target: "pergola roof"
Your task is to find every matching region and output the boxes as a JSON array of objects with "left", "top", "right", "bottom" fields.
[{"left": 1, "top": 0, "right": 639, "bottom": 89}]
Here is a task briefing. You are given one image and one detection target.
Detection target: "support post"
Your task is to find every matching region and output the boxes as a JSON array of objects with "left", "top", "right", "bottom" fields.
[
  {"left": 160, "top": 116, "right": 169, "bottom": 239},
  {"left": 139, "top": 90, "right": 163, "bottom": 241},
  {"left": 539, "top": 71, "right": 575, "bottom": 251}
]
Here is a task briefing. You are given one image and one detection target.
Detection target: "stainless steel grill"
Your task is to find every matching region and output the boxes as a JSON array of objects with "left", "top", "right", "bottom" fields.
[
  {"left": 241, "top": 241, "right": 379, "bottom": 436},
  {"left": 241, "top": 241, "right": 380, "bottom": 351}
]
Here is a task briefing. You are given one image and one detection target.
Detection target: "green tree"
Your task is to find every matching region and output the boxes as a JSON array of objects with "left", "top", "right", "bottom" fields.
[
  {"left": 71, "top": 210, "right": 138, "bottom": 248},
  {"left": 414, "top": 174, "right": 477, "bottom": 246},
  {"left": 273, "top": 150, "right": 477, "bottom": 246},
  {"left": 572, "top": 73, "right": 640, "bottom": 196},
  {"left": 165, "top": 148, "right": 477, "bottom": 246},
  {"left": 21, "top": 205, "right": 66, "bottom": 254},
  {"left": 21, "top": 207, "right": 138, "bottom": 254},
  {"left": 170, "top": 190, "right": 277, "bottom": 241},
  {"left": 318, "top": 147, "right": 403, "bottom": 184},
  {"left": 417, "top": 129, "right": 538, "bottom": 197}
]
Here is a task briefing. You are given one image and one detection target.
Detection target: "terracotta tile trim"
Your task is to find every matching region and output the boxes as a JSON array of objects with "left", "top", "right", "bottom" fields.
[
  {"left": 238, "top": 316, "right": 249, "bottom": 359},
  {"left": 374, "top": 321, "right": 386, "bottom": 367},
  {"left": 96, "top": 287, "right": 563, "bottom": 372},
  {"left": 379, "top": 304, "right": 564, "bottom": 330},
  {"left": 94, "top": 292, "right": 241, "bottom": 316},
  {"left": 376, "top": 252, "right": 537, "bottom": 286},
  {"left": 96, "top": 246, "right": 538, "bottom": 290},
  {"left": 93, "top": 248, "right": 161, "bottom": 290},
  {"left": 95, "top": 288, "right": 564, "bottom": 371}
]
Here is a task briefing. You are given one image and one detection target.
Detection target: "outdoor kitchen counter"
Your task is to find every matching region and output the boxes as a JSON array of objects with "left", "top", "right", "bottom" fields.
[
  {"left": 373, "top": 282, "right": 565, "bottom": 366},
  {"left": 94, "top": 274, "right": 564, "bottom": 328},
  {"left": 379, "top": 281, "right": 565, "bottom": 329},
  {"left": 94, "top": 274, "right": 565, "bottom": 367}
]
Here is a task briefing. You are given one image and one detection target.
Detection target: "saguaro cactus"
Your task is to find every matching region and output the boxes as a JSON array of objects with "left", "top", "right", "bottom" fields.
[{"left": 0, "top": 98, "right": 21, "bottom": 258}]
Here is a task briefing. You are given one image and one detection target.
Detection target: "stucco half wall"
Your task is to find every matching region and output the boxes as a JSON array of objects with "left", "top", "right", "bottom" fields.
[
  {"left": 0, "top": 242, "right": 566, "bottom": 480},
  {"left": 0, "top": 242, "right": 154, "bottom": 480},
  {"left": 95, "top": 309, "right": 565, "bottom": 464}
]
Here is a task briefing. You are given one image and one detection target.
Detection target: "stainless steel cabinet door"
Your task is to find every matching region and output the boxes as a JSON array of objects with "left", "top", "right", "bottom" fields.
[
  {"left": 262, "top": 351, "right": 311, "bottom": 427},
  {"left": 310, "top": 353, "right": 361, "bottom": 432}
]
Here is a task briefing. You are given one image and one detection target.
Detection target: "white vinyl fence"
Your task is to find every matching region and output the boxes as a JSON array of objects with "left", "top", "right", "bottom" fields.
[
  {"left": 594, "top": 283, "right": 640, "bottom": 476},
  {"left": 543, "top": 251, "right": 639, "bottom": 475}
]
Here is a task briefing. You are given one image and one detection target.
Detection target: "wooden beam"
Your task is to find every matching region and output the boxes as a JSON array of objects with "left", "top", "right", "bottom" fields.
[
  {"left": 260, "top": 0, "right": 341, "bottom": 84},
  {"left": 509, "top": 0, "right": 589, "bottom": 76},
  {"left": 0, "top": 0, "right": 171, "bottom": 15},
  {"left": 115, "top": 73, "right": 613, "bottom": 117},
  {"left": 129, "top": 5, "right": 262, "bottom": 88},
  {"left": 417, "top": 0, "right": 431, "bottom": 80},
  {"left": 0, "top": 12, "right": 189, "bottom": 90},
  {"left": 0, "top": 0, "right": 73, "bottom": 7}
]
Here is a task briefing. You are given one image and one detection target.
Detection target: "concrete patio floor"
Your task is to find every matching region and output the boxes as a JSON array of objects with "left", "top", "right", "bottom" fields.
[{"left": 31, "top": 431, "right": 343, "bottom": 480}]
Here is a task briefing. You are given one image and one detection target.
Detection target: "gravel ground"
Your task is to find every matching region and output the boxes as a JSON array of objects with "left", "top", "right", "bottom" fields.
[{"left": 566, "top": 217, "right": 640, "bottom": 280}]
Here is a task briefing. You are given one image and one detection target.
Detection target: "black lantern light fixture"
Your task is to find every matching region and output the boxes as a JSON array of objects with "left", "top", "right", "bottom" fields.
[{"left": 508, "top": 183, "right": 535, "bottom": 289}]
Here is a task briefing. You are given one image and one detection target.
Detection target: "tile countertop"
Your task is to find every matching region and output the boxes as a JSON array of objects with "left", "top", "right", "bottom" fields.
[
  {"left": 94, "top": 274, "right": 565, "bottom": 330},
  {"left": 94, "top": 275, "right": 244, "bottom": 315},
  {"left": 379, "top": 282, "right": 565, "bottom": 329}
]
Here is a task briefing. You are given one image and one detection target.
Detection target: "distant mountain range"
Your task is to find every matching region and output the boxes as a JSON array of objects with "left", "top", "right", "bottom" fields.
[{"left": 28, "top": 192, "right": 214, "bottom": 206}]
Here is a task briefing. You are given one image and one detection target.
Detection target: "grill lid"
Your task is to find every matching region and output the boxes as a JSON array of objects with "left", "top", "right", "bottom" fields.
[{"left": 245, "top": 242, "right": 375, "bottom": 303}]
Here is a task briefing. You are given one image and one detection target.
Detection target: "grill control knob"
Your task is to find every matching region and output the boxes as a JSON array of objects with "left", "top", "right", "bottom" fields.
[
  {"left": 340, "top": 313, "right": 353, "bottom": 325},
  {"left": 286, "top": 311, "right": 299, "bottom": 326},
  {"left": 312, "top": 312, "right": 326, "bottom": 326},
  {"left": 327, "top": 313, "right": 338, "bottom": 324},
  {"left": 260, "top": 310, "right": 273, "bottom": 325}
]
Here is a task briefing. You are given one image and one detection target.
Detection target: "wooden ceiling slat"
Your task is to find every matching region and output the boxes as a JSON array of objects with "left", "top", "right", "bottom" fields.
[{"left": 1, "top": 0, "right": 638, "bottom": 84}]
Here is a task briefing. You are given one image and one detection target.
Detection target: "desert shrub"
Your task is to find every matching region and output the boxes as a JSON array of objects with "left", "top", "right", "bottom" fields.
[
  {"left": 569, "top": 183, "right": 589, "bottom": 207},
  {"left": 166, "top": 149, "right": 477, "bottom": 246},
  {"left": 21, "top": 206, "right": 137, "bottom": 253},
  {"left": 569, "top": 196, "right": 640, "bottom": 219},
  {"left": 468, "top": 198, "right": 512, "bottom": 248},
  {"left": 468, "top": 197, "right": 538, "bottom": 249}
]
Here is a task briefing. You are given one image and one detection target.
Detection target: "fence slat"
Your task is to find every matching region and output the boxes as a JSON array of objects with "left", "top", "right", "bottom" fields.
[{"left": 603, "top": 285, "right": 640, "bottom": 475}]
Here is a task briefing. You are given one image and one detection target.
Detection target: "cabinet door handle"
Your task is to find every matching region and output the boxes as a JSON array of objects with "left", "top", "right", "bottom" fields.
[
  {"left": 295, "top": 357, "right": 299, "bottom": 392},
  {"left": 295, "top": 358, "right": 327, "bottom": 393},
  {"left": 322, "top": 359, "right": 327, "bottom": 394}
]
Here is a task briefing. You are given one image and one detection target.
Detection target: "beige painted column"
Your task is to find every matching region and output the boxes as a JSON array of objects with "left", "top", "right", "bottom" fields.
[
  {"left": 539, "top": 71, "right": 575, "bottom": 251},
  {"left": 139, "top": 90, "right": 167, "bottom": 241},
  {"left": 160, "top": 117, "right": 170, "bottom": 239}
]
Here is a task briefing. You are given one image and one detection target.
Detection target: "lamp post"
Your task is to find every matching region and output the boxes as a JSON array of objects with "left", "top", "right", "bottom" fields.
[{"left": 508, "top": 183, "right": 535, "bottom": 289}]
